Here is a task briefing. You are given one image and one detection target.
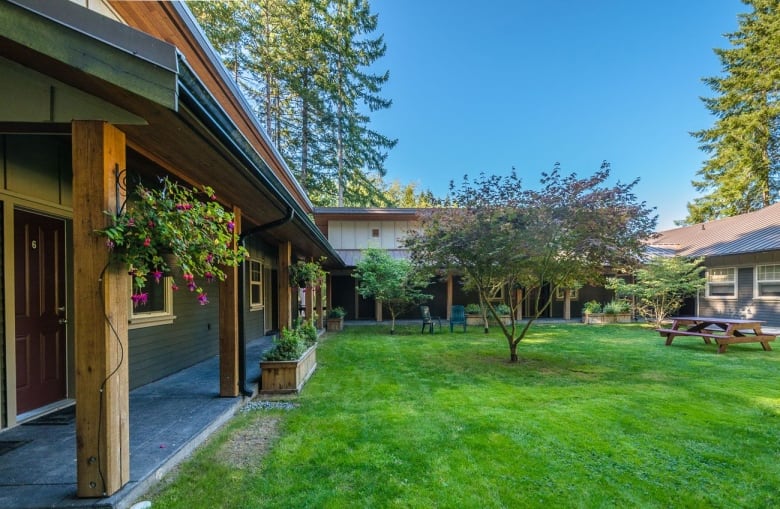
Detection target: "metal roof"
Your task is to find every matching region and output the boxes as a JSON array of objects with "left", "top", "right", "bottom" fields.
[{"left": 650, "top": 203, "right": 780, "bottom": 257}]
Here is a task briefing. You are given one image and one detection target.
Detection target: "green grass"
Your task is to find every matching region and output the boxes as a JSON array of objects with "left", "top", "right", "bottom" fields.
[{"left": 150, "top": 324, "right": 780, "bottom": 508}]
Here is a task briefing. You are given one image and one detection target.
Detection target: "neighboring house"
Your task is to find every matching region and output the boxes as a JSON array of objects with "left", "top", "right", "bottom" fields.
[
  {"left": 649, "top": 203, "right": 780, "bottom": 325},
  {"left": 314, "top": 207, "right": 617, "bottom": 320},
  {"left": 1, "top": 0, "right": 340, "bottom": 497}
]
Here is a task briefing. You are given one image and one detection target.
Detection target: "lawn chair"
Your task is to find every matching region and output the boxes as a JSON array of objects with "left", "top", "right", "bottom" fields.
[
  {"left": 420, "top": 305, "right": 441, "bottom": 333},
  {"left": 450, "top": 305, "right": 467, "bottom": 332}
]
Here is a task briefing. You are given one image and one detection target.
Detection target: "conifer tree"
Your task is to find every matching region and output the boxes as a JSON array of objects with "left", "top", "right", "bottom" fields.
[{"left": 686, "top": 0, "right": 780, "bottom": 223}]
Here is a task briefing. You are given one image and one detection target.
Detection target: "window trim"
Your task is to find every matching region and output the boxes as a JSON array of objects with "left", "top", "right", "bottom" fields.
[
  {"left": 249, "top": 258, "right": 264, "bottom": 310},
  {"left": 129, "top": 276, "right": 175, "bottom": 329},
  {"left": 755, "top": 264, "right": 780, "bottom": 300},
  {"left": 555, "top": 287, "right": 579, "bottom": 301},
  {"left": 705, "top": 267, "right": 737, "bottom": 299}
]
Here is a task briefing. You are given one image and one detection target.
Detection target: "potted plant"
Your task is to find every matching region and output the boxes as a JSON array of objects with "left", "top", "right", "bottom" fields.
[
  {"left": 327, "top": 306, "right": 346, "bottom": 332},
  {"left": 582, "top": 300, "right": 603, "bottom": 324},
  {"left": 260, "top": 324, "right": 318, "bottom": 394},
  {"left": 98, "top": 177, "right": 247, "bottom": 306},
  {"left": 464, "top": 303, "right": 483, "bottom": 326},
  {"left": 605, "top": 299, "right": 632, "bottom": 323},
  {"left": 493, "top": 303, "right": 512, "bottom": 325},
  {"left": 289, "top": 258, "right": 327, "bottom": 288}
]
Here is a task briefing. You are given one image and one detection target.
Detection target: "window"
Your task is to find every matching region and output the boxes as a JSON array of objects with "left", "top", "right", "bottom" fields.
[
  {"left": 555, "top": 287, "right": 579, "bottom": 300},
  {"left": 250, "top": 259, "right": 264, "bottom": 309},
  {"left": 129, "top": 275, "right": 175, "bottom": 328},
  {"left": 756, "top": 264, "right": 780, "bottom": 298},
  {"left": 371, "top": 228, "right": 380, "bottom": 238},
  {"left": 706, "top": 268, "right": 736, "bottom": 298}
]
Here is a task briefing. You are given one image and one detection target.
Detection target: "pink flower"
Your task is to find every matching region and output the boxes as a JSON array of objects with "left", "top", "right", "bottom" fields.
[
  {"left": 206, "top": 253, "right": 214, "bottom": 264},
  {"left": 204, "top": 271, "right": 214, "bottom": 282},
  {"left": 131, "top": 292, "right": 148, "bottom": 308},
  {"left": 227, "top": 221, "right": 235, "bottom": 233},
  {"left": 106, "top": 239, "right": 115, "bottom": 250},
  {"left": 127, "top": 218, "right": 135, "bottom": 227},
  {"left": 197, "top": 292, "right": 209, "bottom": 305},
  {"left": 171, "top": 283, "right": 179, "bottom": 291},
  {"left": 143, "top": 237, "right": 151, "bottom": 247},
  {"left": 153, "top": 270, "right": 163, "bottom": 283}
]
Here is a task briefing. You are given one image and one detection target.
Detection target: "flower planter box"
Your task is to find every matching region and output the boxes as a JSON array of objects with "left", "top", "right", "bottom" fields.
[
  {"left": 466, "top": 315, "right": 512, "bottom": 326},
  {"left": 260, "top": 343, "right": 317, "bottom": 394},
  {"left": 583, "top": 313, "right": 632, "bottom": 324},
  {"left": 326, "top": 317, "right": 344, "bottom": 332}
]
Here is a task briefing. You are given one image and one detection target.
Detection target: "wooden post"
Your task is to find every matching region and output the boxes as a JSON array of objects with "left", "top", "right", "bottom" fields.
[
  {"left": 375, "top": 299, "right": 383, "bottom": 322},
  {"left": 563, "top": 289, "right": 572, "bottom": 321},
  {"left": 515, "top": 289, "right": 523, "bottom": 321},
  {"left": 305, "top": 280, "right": 314, "bottom": 324},
  {"left": 316, "top": 282, "right": 324, "bottom": 329},
  {"left": 72, "top": 121, "right": 130, "bottom": 497},
  {"left": 219, "top": 207, "right": 241, "bottom": 397},
  {"left": 446, "top": 273, "right": 454, "bottom": 320},
  {"left": 278, "top": 242, "right": 291, "bottom": 330}
]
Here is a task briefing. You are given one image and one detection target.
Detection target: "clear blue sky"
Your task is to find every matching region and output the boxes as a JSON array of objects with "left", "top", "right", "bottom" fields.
[{"left": 369, "top": 0, "right": 744, "bottom": 230}]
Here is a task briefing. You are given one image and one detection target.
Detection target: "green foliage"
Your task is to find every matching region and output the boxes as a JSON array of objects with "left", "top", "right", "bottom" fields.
[
  {"left": 353, "top": 247, "right": 431, "bottom": 331},
  {"left": 602, "top": 299, "right": 630, "bottom": 315},
  {"left": 607, "top": 256, "right": 706, "bottom": 327},
  {"left": 582, "top": 300, "right": 602, "bottom": 314},
  {"left": 152, "top": 324, "right": 780, "bottom": 508},
  {"left": 494, "top": 303, "right": 511, "bottom": 315},
  {"left": 98, "top": 177, "right": 247, "bottom": 306},
  {"left": 327, "top": 306, "right": 346, "bottom": 318},
  {"left": 188, "top": 0, "right": 398, "bottom": 208},
  {"left": 288, "top": 258, "right": 327, "bottom": 287},
  {"left": 685, "top": 0, "right": 780, "bottom": 223},
  {"left": 464, "top": 303, "right": 482, "bottom": 314},
  {"left": 407, "top": 163, "right": 657, "bottom": 361},
  {"left": 298, "top": 320, "right": 318, "bottom": 346},
  {"left": 262, "top": 327, "right": 306, "bottom": 361}
]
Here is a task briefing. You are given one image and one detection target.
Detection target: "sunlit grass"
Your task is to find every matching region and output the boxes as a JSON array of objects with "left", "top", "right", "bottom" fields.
[{"left": 150, "top": 323, "right": 780, "bottom": 508}]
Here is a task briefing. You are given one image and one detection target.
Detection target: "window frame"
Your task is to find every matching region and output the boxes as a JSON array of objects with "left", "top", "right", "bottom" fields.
[
  {"left": 555, "top": 287, "right": 579, "bottom": 301},
  {"left": 129, "top": 276, "right": 175, "bottom": 329},
  {"left": 249, "top": 258, "right": 264, "bottom": 310},
  {"left": 705, "top": 267, "right": 737, "bottom": 299},
  {"left": 755, "top": 264, "right": 780, "bottom": 299}
]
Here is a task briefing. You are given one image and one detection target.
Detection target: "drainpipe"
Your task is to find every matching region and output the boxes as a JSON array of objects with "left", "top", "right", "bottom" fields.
[{"left": 237, "top": 207, "right": 295, "bottom": 396}]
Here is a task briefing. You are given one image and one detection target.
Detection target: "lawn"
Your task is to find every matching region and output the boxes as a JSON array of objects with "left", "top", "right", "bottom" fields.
[{"left": 149, "top": 323, "right": 780, "bottom": 508}]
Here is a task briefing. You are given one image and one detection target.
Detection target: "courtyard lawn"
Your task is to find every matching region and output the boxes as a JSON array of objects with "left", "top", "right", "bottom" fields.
[{"left": 149, "top": 323, "right": 780, "bottom": 508}]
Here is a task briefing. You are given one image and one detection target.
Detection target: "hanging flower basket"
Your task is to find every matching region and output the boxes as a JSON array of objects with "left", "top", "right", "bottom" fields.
[{"left": 98, "top": 176, "right": 248, "bottom": 306}]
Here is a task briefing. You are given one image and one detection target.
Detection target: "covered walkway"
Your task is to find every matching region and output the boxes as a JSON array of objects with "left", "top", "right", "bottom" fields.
[{"left": 0, "top": 337, "right": 274, "bottom": 509}]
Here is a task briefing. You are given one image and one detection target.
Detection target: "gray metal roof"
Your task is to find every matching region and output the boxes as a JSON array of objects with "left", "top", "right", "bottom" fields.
[{"left": 650, "top": 203, "right": 780, "bottom": 257}]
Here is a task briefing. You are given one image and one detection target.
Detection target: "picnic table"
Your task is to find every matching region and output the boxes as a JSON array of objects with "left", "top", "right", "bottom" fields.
[{"left": 656, "top": 316, "right": 776, "bottom": 354}]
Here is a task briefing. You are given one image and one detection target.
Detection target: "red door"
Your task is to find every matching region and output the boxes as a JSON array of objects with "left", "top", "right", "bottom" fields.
[{"left": 14, "top": 209, "right": 67, "bottom": 415}]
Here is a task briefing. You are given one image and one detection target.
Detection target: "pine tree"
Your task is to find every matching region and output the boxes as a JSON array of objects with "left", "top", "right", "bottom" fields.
[{"left": 686, "top": 0, "right": 780, "bottom": 223}]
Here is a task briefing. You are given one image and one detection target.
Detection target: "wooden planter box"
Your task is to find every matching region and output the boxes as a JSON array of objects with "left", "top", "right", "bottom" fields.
[
  {"left": 260, "top": 343, "right": 317, "bottom": 394},
  {"left": 466, "top": 315, "right": 511, "bottom": 326},
  {"left": 583, "top": 313, "right": 632, "bottom": 324},
  {"left": 326, "top": 317, "right": 344, "bottom": 332}
]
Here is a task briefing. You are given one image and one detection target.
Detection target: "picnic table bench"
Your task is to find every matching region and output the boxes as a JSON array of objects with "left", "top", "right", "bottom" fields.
[{"left": 656, "top": 316, "right": 776, "bottom": 354}]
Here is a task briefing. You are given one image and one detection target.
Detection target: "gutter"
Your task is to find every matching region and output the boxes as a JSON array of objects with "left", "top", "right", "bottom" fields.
[{"left": 237, "top": 207, "right": 295, "bottom": 396}]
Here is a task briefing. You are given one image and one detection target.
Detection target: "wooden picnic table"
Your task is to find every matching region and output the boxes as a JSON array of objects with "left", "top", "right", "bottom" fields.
[{"left": 656, "top": 316, "right": 776, "bottom": 354}]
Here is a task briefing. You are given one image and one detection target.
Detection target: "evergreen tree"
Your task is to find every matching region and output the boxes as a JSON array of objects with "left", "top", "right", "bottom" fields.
[{"left": 686, "top": 0, "right": 780, "bottom": 223}]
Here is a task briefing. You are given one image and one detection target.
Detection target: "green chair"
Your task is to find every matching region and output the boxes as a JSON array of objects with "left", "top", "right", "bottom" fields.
[
  {"left": 450, "top": 305, "right": 467, "bottom": 332},
  {"left": 420, "top": 305, "right": 441, "bottom": 333}
]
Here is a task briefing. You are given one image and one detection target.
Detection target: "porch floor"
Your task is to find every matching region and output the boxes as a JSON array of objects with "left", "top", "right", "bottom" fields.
[{"left": 0, "top": 336, "right": 274, "bottom": 509}]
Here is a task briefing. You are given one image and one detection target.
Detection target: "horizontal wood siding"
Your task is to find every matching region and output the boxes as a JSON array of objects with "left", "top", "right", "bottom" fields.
[
  {"left": 0, "top": 202, "right": 5, "bottom": 426},
  {"left": 700, "top": 252, "right": 780, "bottom": 326},
  {"left": 128, "top": 278, "right": 219, "bottom": 389}
]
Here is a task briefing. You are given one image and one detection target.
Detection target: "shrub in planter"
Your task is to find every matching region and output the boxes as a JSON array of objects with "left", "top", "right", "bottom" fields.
[
  {"left": 495, "top": 303, "right": 511, "bottom": 315},
  {"left": 582, "top": 300, "right": 602, "bottom": 315},
  {"left": 465, "top": 303, "right": 482, "bottom": 315},
  {"left": 260, "top": 326, "right": 318, "bottom": 394},
  {"left": 263, "top": 327, "right": 306, "bottom": 361},
  {"left": 299, "top": 320, "right": 318, "bottom": 346}
]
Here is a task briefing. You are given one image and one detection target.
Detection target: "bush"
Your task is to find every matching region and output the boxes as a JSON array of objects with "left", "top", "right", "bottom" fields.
[
  {"left": 263, "top": 327, "right": 306, "bottom": 361},
  {"left": 328, "top": 306, "right": 346, "bottom": 319},
  {"left": 495, "top": 303, "right": 511, "bottom": 315},
  {"left": 603, "top": 299, "right": 631, "bottom": 314},
  {"left": 299, "top": 321, "right": 318, "bottom": 346},
  {"left": 465, "top": 303, "right": 482, "bottom": 314},
  {"left": 582, "top": 300, "right": 602, "bottom": 314}
]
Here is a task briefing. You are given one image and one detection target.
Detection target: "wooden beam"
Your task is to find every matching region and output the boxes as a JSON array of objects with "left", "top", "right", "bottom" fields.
[
  {"left": 72, "top": 120, "right": 129, "bottom": 497},
  {"left": 219, "top": 207, "right": 241, "bottom": 397},
  {"left": 304, "top": 279, "right": 314, "bottom": 324},
  {"left": 278, "top": 242, "right": 291, "bottom": 330},
  {"left": 316, "top": 282, "right": 324, "bottom": 329},
  {"left": 446, "top": 273, "right": 454, "bottom": 320}
]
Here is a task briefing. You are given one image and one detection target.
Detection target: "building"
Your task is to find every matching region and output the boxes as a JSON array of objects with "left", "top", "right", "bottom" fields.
[
  {"left": 1, "top": 0, "right": 340, "bottom": 497},
  {"left": 650, "top": 203, "right": 780, "bottom": 324}
]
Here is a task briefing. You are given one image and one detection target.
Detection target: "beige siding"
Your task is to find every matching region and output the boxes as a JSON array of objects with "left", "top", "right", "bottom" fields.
[{"left": 328, "top": 220, "right": 419, "bottom": 250}]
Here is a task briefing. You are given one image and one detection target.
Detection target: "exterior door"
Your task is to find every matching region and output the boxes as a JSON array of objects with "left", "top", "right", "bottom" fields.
[{"left": 14, "top": 209, "right": 67, "bottom": 415}]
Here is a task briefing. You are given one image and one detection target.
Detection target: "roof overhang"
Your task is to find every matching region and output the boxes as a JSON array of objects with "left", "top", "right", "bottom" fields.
[{"left": 0, "top": 0, "right": 342, "bottom": 267}]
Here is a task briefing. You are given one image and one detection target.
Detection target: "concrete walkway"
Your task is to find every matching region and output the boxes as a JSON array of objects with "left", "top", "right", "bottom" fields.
[{"left": 0, "top": 337, "right": 274, "bottom": 509}]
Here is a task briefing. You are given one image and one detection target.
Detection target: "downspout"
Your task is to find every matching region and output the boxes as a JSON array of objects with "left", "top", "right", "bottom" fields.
[{"left": 237, "top": 207, "right": 295, "bottom": 396}]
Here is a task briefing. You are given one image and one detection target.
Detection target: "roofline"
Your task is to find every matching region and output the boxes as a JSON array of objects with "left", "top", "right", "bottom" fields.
[
  {"left": 177, "top": 58, "right": 343, "bottom": 266},
  {"left": 170, "top": 1, "right": 315, "bottom": 212}
]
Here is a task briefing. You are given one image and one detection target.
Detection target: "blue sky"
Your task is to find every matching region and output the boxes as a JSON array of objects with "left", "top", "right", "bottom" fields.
[{"left": 369, "top": 0, "right": 744, "bottom": 230}]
